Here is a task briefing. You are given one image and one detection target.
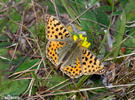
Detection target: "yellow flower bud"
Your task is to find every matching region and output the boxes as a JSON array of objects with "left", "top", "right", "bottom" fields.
[{"left": 73, "top": 34, "right": 91, "bottom": 48}]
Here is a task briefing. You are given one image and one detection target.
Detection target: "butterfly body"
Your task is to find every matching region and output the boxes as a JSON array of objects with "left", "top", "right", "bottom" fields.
[{"left": 46, "top": 15, "right": 105, "bottom": 78}]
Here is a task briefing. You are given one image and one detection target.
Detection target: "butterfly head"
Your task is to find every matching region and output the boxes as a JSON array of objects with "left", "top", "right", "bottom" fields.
[{"left": 73, "top": 34, "right": 91, "bottom": 48}]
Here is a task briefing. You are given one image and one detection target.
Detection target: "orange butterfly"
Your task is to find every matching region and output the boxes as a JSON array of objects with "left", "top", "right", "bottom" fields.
[{"left": 46, "top": 15, "right": 105, "bottom": 78}]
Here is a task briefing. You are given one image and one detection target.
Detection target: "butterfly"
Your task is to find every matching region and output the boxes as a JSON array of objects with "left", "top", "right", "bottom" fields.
[{"left": 45, "top": 15, "right": 105, "bottom": 78}]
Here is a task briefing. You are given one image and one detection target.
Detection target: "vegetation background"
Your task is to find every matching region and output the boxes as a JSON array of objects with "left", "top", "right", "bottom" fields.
[{"left": 0, "top": 0, "right": 135, "bottom": 99}]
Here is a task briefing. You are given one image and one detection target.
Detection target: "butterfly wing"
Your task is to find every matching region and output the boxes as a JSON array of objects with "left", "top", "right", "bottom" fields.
[
  {"left": 81, "top": 48, "right": 105, "bottom": 75},
  {"left": 46, "top": 40, "right": 66, "bottom": 66},
  {"left": 60, "top": 48, "right": 83, "bottom": 78},
  {"left": 46, "top": 16, "right": 72, "bottom": 40},
  {"left": 46, "top": 15, "right": 73, "bottom": 66}
]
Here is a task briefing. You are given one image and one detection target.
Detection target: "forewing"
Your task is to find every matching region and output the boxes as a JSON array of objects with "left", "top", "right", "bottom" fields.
[
  {"left": 81, "top": 48, "right": 105, "bottom": 75},
  {"left": 46, "top": 16, "right": 72, "bottom": 40},
  {"left": 46, "top": 40, "right": 66, "bottom": 66}
]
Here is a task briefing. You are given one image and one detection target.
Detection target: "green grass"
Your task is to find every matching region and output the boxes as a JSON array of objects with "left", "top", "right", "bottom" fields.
[{"left": 0, "top": 0, "right": 135, "bottom": 99}]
